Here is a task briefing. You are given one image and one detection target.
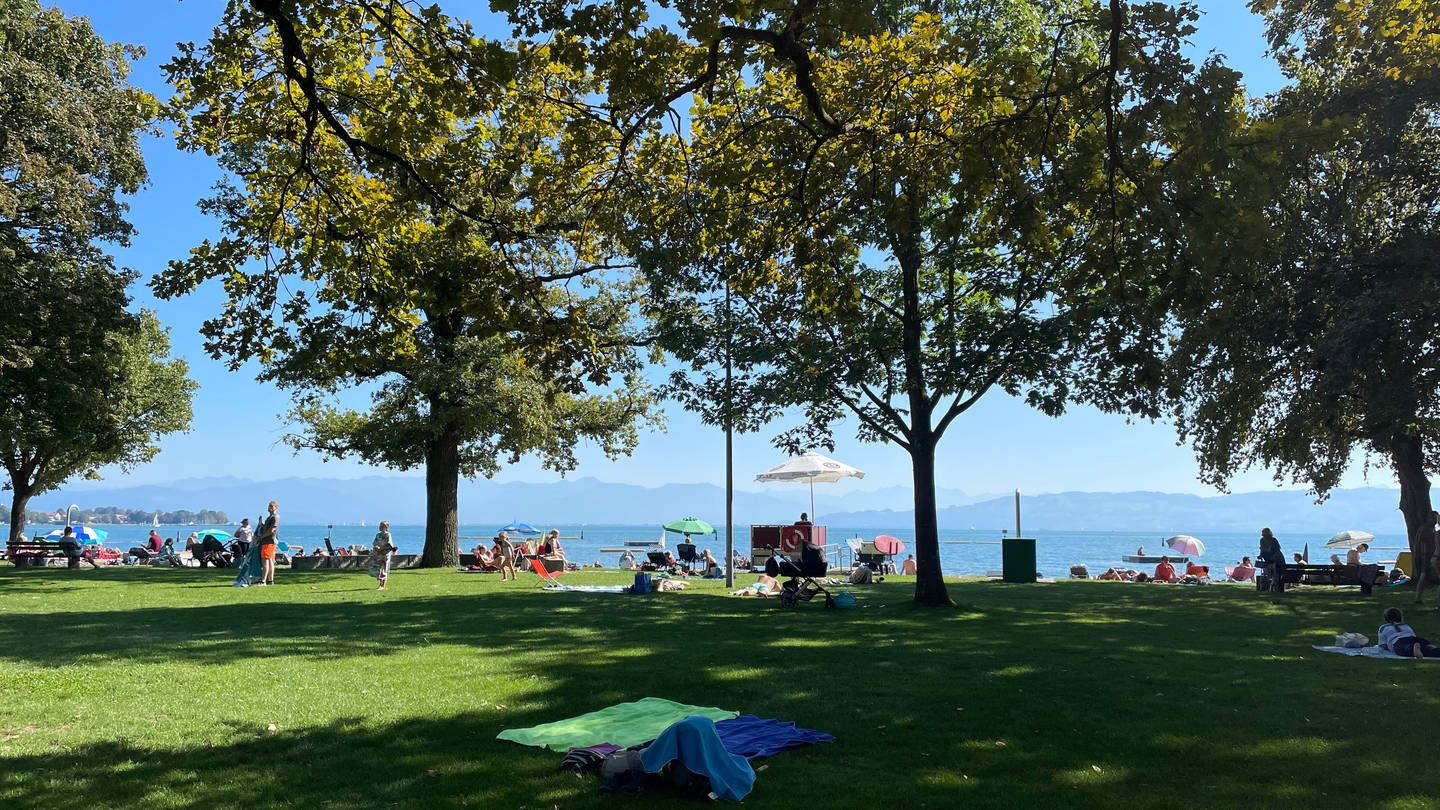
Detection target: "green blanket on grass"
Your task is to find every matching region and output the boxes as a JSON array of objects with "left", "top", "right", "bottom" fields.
[{"left": 496, "top": 697, "right": 739, "bottom": 751}]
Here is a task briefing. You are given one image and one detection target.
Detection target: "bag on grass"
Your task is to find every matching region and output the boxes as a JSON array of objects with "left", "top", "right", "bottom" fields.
[
  {"left": 599, "top": 749, "right": 650, "bottom": 793},
  {"left": 1335, "top": 632, "right": 1369, "bottom": 648}
]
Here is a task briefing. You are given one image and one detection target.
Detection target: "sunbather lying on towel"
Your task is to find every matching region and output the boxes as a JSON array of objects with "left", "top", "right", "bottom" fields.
[
  {"left": 1379, "top": 607, "right": 1440, "bottom": 659},
  {"left": 732, "top": 575, "right": 781, "bottom": 597}
]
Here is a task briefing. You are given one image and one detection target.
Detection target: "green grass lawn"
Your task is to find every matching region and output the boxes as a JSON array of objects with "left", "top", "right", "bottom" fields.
[{"left": 0, "top": 565, "right": 1437, "bottom": 809}]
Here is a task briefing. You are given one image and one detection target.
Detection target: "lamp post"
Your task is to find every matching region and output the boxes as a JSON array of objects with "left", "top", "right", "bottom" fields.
[
  {"left": 724, "top": 276, "right": 734, "bottom": 588},
  {"left": 65, "top": 503, "right": 79, "bottom": 528}
]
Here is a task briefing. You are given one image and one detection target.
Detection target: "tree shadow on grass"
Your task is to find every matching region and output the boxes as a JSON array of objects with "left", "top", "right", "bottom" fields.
[{"left": 3, "top": 573, "right": 1438, "bottom": 807}]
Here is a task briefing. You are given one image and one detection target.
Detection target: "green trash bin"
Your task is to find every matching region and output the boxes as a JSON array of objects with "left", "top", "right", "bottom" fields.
[{"left": 1002, "top": 537, "right": 1036, "bottom": 583}]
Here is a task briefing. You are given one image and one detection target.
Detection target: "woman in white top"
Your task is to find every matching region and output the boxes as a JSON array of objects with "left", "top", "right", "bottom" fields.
[{"left": 1378, "top": 607, "right": 1440, "bottom": 658}]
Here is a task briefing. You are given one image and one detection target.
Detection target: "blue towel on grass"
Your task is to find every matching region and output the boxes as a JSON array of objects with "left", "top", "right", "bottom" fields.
[
  {"left": 714, "top": 714, "right": 835, "bottom": 759},
  {"left": 640, "top": 715, "right": 755, "bottom": 801}
]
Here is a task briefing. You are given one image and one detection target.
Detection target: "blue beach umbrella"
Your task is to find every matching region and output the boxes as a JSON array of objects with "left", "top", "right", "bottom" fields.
[
  {"left": 499, "top": 522, "right": 540, "bottom": 535},
  {"left": 45, "top": 526, "right": 107, "bottom": 542},
  {"left": 197, "top": 529, "right": 232, "bottom": 542}
]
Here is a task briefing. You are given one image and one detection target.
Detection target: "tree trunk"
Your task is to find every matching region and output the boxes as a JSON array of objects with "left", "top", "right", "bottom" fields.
[
  {"left": 420, "top": 425, "right": 461, "bottom": 568},
  {"left": 894, "top": 198, "right": 953, "bottom": 606},
  {"left": 7, "top": 483, "right": 34, "bottom": 544},
  {"left": 909, "top": 429, "right": 953, "bottom": 605},
  {"left": 1391, "top": 434, "right": 1432, "bottom": 558}
]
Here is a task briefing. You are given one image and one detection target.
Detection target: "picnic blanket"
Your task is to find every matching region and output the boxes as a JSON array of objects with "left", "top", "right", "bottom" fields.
[
  {"left": 1312, "top": 645, "right": 1440, "bottom": 660},
  {"left": 641, "top": 715, "right": 755, "bottom": 801},
  {"left": 497, "top": 698, "right": 738, "bottom": 751},
  {"left": 714, "top": 714, "right": 835, "bottom": 759},
  {"left": 543, "top": 584, "right": 630, "bottom": 593}
]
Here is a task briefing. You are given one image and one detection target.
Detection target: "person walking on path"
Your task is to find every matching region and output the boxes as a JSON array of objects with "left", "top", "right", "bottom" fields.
[
  {"left": 369, "top": 520, "right": 396, "bottom": 590},
  {"left": 257, "top": 501, "right": 279, "bottom": 586}
]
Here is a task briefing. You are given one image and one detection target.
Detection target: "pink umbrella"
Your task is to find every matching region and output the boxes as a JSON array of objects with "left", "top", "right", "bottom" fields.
[{"left": 873, "top": 535, "right": 906, "bottom": 555}]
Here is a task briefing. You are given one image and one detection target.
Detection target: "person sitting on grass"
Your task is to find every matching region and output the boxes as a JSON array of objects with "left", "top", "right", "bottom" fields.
[
  {"left": 1378, "top": 607, "right": 1440, "bottom": 658},
  {"left": 1153, "top": 556, "right": 1178, "bottom": 583},
  {"left": 901, "top": 554, "right": 917, "bottom": 575},
  {"left": 700, "top": 548, "right": 722, "bottom": 578}
]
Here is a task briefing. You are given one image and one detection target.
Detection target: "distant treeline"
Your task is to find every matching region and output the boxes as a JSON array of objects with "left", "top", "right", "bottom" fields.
[{"left": 23, "top": 507, "right": 229, "bottom": 526}]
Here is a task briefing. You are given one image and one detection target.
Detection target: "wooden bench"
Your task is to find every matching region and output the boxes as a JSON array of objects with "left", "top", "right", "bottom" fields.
[
  {"left": 5, "top": 539, "right": 76, "bottom": 568},
  {"left": 1257, "top": 562, "right": 1382, "bottom": 595}
]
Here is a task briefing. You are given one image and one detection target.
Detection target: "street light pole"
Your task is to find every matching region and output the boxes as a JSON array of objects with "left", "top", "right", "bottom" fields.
[{"left": 724, "top": 276, "right": 734, "bottom": 589}]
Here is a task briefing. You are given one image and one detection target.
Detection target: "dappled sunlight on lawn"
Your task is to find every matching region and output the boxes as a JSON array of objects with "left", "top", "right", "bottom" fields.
[{"left": 1, "top": 569, "right": 1439, "bottom": 807}]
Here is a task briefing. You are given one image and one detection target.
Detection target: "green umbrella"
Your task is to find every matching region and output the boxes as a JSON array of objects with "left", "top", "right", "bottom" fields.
[{"left": 663, "top": 517, "right": 715, "bottom": 535}]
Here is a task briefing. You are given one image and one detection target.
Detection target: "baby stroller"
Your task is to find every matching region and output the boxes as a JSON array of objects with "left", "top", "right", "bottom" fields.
[
  {"left": 195, "top": 536, "right": 233, "bottom": 567},
  {"left": 765, "top": 542, "right": 835, "bottom": 608}
]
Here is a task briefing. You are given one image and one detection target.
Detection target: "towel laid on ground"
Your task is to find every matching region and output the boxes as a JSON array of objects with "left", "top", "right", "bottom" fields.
[
  {"left": 1312, "top": 645, "right": 1440, "bottom": 660},
  {"left": 640, "top": 715, "right": 756, "bottom": 801},
  {"left": 497, "top": 698, "right": 739, "bottom": 751},
  {"left": 543, "top": 584, "right": 630, "bottom": 593},
  {"left": 714, "top": 714, "right": 835, "bottom": 759}
]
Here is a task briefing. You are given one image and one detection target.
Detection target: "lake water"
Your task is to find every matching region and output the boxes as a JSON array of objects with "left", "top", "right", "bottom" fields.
[{"left": 95, "top": 523, "right": 1410, "bottom": 576}]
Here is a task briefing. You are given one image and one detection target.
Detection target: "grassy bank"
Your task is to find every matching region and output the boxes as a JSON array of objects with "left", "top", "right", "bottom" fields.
[{"left": 0, "top": 566, "right": 1436, "bottom": 808}]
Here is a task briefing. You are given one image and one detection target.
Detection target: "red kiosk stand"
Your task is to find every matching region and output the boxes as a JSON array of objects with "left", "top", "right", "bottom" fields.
[{"left": 749, "top": 524, "right": 827, "bottom": 571}]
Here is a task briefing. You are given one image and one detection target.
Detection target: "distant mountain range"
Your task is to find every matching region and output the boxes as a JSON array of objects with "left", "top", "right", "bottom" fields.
[{"left": 18, "top": 475, "right": 1408, "bottom": 534}]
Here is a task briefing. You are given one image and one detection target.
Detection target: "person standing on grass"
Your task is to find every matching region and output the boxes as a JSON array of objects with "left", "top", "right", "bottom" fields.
[
  {"left": 369, "top": 520, "right": 396, "bottom": 590},
  {"left": 495, "top": 531, "right": 516, "bottom": 581},
  {"left": 257, "top": 500, "right": 279, "bottom": 586},
  {"left": 232, "top": 518, "right": 253, "bottom": 557},
  {"left": 1257, "top": 527, "right": 1286, "bottom": 592}
]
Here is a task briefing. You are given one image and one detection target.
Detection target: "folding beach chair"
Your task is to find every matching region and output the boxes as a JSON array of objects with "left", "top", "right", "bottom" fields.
[
  {"left": 646, "top": 550, "right": 678, "bottom": 573},
  {"left": 528, "top": 556, "right": 567, "bottom": 586},
  {"left": 676, "top": 543, "right": 700, "bottom": 572}
]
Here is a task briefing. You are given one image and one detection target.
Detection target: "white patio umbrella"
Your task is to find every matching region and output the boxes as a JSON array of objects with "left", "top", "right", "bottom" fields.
[
  {"left": 1324, "top": 530, "right": 1375, "bottom": 548},
  {"left": 754, "top": 451, "right": 865, "bottom": 520}
]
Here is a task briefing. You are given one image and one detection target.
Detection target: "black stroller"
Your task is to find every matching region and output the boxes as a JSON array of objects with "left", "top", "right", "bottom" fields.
[
  {"left": 195, "top": 536, "right": 233, "bottom": 567},
  {"left": 765, "top": 542, "right": 835, "bottom": 608}
]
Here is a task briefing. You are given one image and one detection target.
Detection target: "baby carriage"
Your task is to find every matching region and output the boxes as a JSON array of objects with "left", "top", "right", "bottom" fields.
[
  {"left": 765, "top": 542, "right": 835, "bottom": 608},
  {"left": 195, "top": 536, "right": 233, "bottom": 567}
]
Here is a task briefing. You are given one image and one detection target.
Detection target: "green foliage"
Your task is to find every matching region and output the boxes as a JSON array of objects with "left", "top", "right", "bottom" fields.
[
  {"left": 1098, "top": 0, "right": 1440, "bottom": 545},
  {"left": 627, "top": 3, "right": 1239, "bottom": 603},
  {"left": 0, "top": 0, "right": 189, "bottom": 542},
  {"left": 0, "top": 0, "right": 156, "bottom": 254},
  {"left": 0, "top": 297, "right": 197, "bottom": 541},
  {"left": 23, "top": 507, "right": 228, "bottom": 526},
  {"left": 156, "top": 2, "right": 659, "bottom": 565}
]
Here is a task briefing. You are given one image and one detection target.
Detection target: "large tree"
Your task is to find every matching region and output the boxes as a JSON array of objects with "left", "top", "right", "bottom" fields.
[
  {"left": 628, "top": 3, "right": 1241, "bottom": 604},
  {"left": 157, "top": 2, "right": 658, "bottom": 566},
  {"left": 1086, "top": 0, "right": 1440, "bottom": 560},
  {"left": 0, "top": 0, "right": 192, "bottom": 541},
  {"left": 0, "top": 277, "right": 197, "bottom": 540},
  {"left": 0, "top": 0, "right": 155, "bottom": 367}
]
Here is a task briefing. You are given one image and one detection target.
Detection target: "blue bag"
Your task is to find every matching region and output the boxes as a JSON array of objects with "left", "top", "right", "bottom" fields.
[{"left": 633, "top": 572, "right": 652, "bottom": 594}]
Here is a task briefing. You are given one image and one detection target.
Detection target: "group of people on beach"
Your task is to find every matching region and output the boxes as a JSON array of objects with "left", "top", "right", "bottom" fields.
[{"left": 470, "top": 529, "right": 569, "bottom": 581}]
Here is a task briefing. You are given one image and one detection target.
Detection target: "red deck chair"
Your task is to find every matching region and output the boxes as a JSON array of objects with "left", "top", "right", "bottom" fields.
[{"left": 527, "top": 555, "right": 567, "bottom": 586}]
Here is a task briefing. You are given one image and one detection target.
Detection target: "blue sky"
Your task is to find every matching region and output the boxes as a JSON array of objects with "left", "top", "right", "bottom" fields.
[{"left": 52, "top": 0, "right": 1392, "bottom": 498}]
